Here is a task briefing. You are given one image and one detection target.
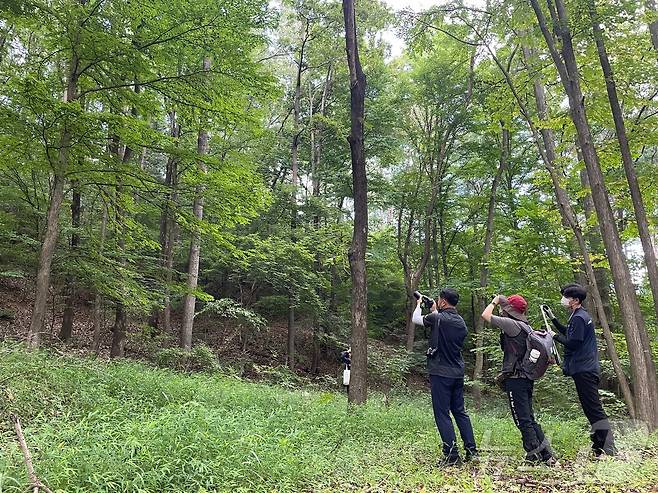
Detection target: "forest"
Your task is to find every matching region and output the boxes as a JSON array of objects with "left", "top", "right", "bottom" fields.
[{"left": 1, "top": 0, "right": 658, "bottom": 491}]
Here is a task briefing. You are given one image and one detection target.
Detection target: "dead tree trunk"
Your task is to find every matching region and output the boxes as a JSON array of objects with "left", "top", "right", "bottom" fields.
[
  {"left": 180, "top": 57, "right": 211, "bottom": 351},
  {"left": 473, "top": 123, "right": 509, "bottom": 409},
  {"left": 530, "top": 0, "right": 657, "bottom": 427},
  {"left": 343, "top": 0, "right": 368, "bottom": 404}
]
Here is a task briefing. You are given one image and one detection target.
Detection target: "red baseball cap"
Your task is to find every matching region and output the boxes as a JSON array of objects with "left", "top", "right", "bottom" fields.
[{"left": 499, "top": 294, "right": 529, "bottom": 323}]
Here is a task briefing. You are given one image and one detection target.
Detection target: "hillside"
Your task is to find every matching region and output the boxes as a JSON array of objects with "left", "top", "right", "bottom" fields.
[{"left": 1, "top": 345, "right": 657, "bottom": 493}]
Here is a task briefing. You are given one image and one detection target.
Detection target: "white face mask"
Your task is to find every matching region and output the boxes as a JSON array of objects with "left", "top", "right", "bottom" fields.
[{"left": 560, "top": 296, "right": 571, "bottom": 307}]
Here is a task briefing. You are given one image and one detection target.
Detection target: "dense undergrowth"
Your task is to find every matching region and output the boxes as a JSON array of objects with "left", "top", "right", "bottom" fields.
[{"left": 1, "top": 344, "right": 657, "bottom": 492}]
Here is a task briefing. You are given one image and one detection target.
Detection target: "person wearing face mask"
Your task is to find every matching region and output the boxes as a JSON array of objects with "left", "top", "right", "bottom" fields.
[
  {"left": 481, "top": 294, "right": 558, "bottom": 466},
  {"left": 412, "top": 287, "right": 477, "bottom": 466},
  {"left": 543, "top": 284, "right": 616, "bottom": 457}
]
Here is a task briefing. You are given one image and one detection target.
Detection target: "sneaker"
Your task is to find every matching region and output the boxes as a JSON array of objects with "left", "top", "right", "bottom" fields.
[{"left": 439, "top": 455, "right": 462, "bottom": 467}]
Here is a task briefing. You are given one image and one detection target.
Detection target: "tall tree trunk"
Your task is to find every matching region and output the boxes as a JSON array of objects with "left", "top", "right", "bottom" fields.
[
  {"left": 579, "top": 168, "right": 614, "bottom": 324},
  {"left": 92, "top": 204, "right": 108, "bottom": 352},
  {"left": 28, "top": 52, "right": 79, "bottom": 349},
  {"left": 151, "top": 111, "right": 180, "bottom": 333},
  {"left": 287, "top": 20, "right": 310, "bottom": 370},
  {"left": 588, "top": 0, "right": 658, "bottom": 327},
  {"left": 59, "top": 181, "right": 81, "bottom": 342},
  {"left": 180, "top": 57, "right": 211, "bottom": 351},
  {"left": 530, "top": 0, "right": 657, "bottom": 427},
  {"left": 343, "top": 0, "right": 368, "bottom": 404},
  {"left": 473, "top": 123, "right": 509, "bottom": 409},
  {"left": 110, "top": 139, "right": 133, "bottom": 358},
  {"left": 310, "top": 65, "right": 332, "bottom": 375}
]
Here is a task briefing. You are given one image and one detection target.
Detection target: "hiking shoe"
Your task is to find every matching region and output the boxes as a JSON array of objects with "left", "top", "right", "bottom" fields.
[
  {"left": 524, "top": 454, "right": 560, "bottom": 467},
  {"left": 438, "top": 455, "right": 462, "bottom": 467},
  {"left": 543, "top": 456, "right": 561, "bottom": 467},
  {"left": 464, "top": 449, "right": 480, "bottom": 463}
]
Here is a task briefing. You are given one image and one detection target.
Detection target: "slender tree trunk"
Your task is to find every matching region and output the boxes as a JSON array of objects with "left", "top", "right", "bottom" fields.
[
  {"left": 579, "top": 169, "right": 614, "bottom": 324},
  {"left": 151, "top": 111, "right": 180, "bottom": 333},
  {"left": 530, "top": 0, "right": 657, "bottom": 426},
  {"left": 59, "top": 181, "right": 81, "bottom": 342},
  {"left": 518, "top": 45, "right": 636, "bottom": 416},
  {"left": 28, "top": 52, "right": 79, "bottom": 348},
  {"left": 110, "top": 138, "right": 133, "bottom": 358},
  {"left": 92, "top": 204, "right": 108, "bottom": 352},
  {"left": 180, "top": 57, "right": 211, "bottom": 351},
  {"left": 473, "top": 123, "right": 509, "bottom": 409},
  {"left": 343, "top": 0, "right": 368, "bottom": 404},
  {"left": 588, "top": 0, "right": 658, "bottom": 326},
  {"left": 286, "top": 22, "right": 310, "bottom": 370}
]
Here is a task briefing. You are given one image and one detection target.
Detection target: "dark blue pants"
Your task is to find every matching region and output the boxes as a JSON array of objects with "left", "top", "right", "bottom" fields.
[{"left": 430, "top": 375, "right": 477, "bottom": 458}]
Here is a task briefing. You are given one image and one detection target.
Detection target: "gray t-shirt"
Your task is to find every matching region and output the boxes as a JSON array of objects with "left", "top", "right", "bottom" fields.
[{"left": 490, "top": 315, "right": 524, "bottom": 337}]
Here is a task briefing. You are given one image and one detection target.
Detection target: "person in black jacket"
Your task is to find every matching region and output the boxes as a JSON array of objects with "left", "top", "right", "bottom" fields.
[
  {"left": 482, "top": 294, "right": 558, "bottom": 466},
  {"left": 543, "top": 284, "right": 616, "bottom": 457},
  {"left": 412, "top": 288, "right": 477, "bottom": 466}
]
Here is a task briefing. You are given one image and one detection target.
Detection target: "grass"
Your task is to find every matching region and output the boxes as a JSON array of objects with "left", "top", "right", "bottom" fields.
[{"left": 0, "top": 344, "right": 657, "bottom": 492}]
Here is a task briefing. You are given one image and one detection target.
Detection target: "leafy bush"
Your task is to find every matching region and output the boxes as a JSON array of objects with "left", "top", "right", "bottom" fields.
[{"left": 154, "top": 344, "right": 218, "bottom": 372}]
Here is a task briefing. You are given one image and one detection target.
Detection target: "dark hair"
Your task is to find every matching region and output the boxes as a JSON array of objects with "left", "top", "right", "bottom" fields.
[
  {"left": 561, "top": 283, "right": 587, "bottom": 303},
  {"left": 440, "top": 287, "right": 459, "bottom": 306}
]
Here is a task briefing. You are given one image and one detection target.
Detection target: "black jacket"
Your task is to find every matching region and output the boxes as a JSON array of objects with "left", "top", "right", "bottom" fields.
[
  {"left": 552, "top": 307, "right": 599, "bottom": 376},
  {"left": 423, "top": 308, "right": 467, "bottom": 378}
]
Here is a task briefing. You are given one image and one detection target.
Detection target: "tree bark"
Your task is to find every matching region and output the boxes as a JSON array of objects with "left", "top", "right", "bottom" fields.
[
  {"left": 530, "top": 0, "right": 657, "bottom": 427},
  {"left": 587, "top": 0, "right": 658, "bottom": 328},
  {"left": 473, "top": 123, "right": 509, "bottom": 409},
  {"left": 343, "top": 0, "right": 368, "bottom": 404},
  {"left": 180, "top": 57, "right": 211, "bottom": 351},
  {"left": 28, "top": 51, "right": 79, "bottom": 349},
  {"left": 59, "top": 181, "right": 81, "bottom": 343}
]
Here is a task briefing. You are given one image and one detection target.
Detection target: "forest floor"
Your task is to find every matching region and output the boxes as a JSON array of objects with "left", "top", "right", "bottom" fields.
[{"left": 1, "top": 346, "right": 658, "bottom": 493}]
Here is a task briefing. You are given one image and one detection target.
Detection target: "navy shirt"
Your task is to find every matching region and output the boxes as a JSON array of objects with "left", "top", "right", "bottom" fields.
[
  {"left": 552, "top": 307, "right": 599, "bottom": 376},
  {"left": 423, "top": 308, "right": 467, "bottom": 378}
]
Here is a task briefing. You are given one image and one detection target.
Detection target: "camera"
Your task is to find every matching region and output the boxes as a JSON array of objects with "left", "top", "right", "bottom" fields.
[{"left": 413, "top": 291, "right": 435, "bottom": 310}]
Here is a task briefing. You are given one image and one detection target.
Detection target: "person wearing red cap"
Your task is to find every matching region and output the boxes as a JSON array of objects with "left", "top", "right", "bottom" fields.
[{"left": 482, "top": 294, "right": 558, "bottom": 466}]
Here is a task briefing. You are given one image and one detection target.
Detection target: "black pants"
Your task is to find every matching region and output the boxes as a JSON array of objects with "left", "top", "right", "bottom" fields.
[
  {"left": 430, "top": 375, "right": 477, "bottom": 458},
  {"left": 572, "top": 371, "right": 615, "bottom": 455},
  {"left": 505, "top": 378, "right": 553, "bottom": 461}
]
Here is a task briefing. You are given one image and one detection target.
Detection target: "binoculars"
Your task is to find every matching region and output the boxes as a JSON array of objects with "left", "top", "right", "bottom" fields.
[{"left": 413, "top": 291, "right": 435, "bottom": 310}]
